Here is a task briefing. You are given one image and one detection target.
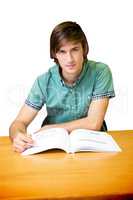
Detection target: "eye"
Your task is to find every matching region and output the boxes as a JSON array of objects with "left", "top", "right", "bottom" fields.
[
  {"left": 72, "top": 47, "right": 80, "bottom": 51},
  {"left": 58, "top": 49, "right": 66, "bottom": 54}
]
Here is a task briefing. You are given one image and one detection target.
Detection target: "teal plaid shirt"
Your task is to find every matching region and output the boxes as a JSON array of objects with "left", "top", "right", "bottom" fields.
[{"left": 25, "top": 60, "right": 115, "bottom": 125}]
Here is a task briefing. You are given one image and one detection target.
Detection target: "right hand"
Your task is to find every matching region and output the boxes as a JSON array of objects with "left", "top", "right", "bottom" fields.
[{"left": 12, "top": 132, "right": 34, "bottom": 153}]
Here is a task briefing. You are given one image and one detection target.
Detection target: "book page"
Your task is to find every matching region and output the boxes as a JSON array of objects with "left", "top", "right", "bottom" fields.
[
  {"left": 22, "top": 128, "right": 70, "bottom": 155},
  {"left": 69, "top": 129, "right": 121, "bottom": 153}
]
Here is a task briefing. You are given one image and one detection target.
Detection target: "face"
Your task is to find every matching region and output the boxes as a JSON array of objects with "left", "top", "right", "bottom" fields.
[{"left": 55, "top": 41, "right": 84, "bottom": 78}]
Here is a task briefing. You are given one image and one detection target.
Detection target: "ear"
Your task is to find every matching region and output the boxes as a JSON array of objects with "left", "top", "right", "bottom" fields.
[{"left": 54, "top": 53, "right": 57, "bottom": 59}]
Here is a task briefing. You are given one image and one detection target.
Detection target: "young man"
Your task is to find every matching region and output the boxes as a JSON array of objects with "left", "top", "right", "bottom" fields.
[{"left": 9, "top": 21, "right": 115, "bottom": 153}]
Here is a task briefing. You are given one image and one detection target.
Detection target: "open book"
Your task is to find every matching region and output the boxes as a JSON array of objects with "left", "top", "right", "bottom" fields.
[{"left": 22, "top": 128, "right": 121, "bottom": 155}]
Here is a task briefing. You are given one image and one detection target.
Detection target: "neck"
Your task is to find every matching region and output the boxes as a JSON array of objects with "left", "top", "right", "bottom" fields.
[
  {"left": 63, "top": 74, "right": 77, "bottom": 85},
  {"left": 61, "top": 69, "right": 82, "bottom": 85}
]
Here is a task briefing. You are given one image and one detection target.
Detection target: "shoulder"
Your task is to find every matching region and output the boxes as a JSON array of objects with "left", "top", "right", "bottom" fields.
[
  {"left": 95, "top": 62, "right": 111, "bottom": 74},
  {"left": 36, "top": 64, "right": 58, "bottom": 85},
  {"left": 86, "top": 60, "right": 110, "bottom": 71},
  {"left": 86, "top": 60, "right": 112, "bottom": 78}
]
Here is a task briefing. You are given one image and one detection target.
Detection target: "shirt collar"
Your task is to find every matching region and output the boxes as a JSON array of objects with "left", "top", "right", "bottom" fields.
[
  {"left": 52, "top": 60, "right": 88, "bottom": 88},
  {"left": 75, "top": 59, "right": 88, "bottom": 85}
]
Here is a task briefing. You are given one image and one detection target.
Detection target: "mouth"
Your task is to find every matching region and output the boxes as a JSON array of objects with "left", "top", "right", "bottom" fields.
[{"left": 65, "top": 64, "right": 76, "bottom": 69}]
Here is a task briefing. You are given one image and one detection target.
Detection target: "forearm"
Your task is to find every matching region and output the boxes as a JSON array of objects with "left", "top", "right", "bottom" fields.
[
  {"left": 38, "top": 116, "right": 101, "bottom": 133},
  {"left": 9, "top": 120, "right": 27, "bottom": 141}
]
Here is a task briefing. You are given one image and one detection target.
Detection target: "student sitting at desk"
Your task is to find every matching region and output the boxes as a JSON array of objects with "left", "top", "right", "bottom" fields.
[{"left": 9, "top": 21, "right": 115, "bottom": 153}]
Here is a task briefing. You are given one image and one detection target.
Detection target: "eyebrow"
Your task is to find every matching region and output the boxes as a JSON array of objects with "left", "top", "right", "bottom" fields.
[{"left": 59, "top": 44, "right": 81, "bottom": 50}]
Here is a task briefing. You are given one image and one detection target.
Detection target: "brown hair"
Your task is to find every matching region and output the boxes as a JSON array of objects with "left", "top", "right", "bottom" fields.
[{"left": 50, "top": 21, "right": 89, "bottom": 63}]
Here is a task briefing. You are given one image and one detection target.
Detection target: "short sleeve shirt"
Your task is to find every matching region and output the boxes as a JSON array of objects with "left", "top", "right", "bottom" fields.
[{"left": 25, "top": 60, "right": 115, "bottom": 124}]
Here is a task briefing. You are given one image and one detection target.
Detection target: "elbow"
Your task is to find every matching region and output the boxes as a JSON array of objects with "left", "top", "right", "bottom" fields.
[
  {"left": 85, "top": 117, "right": 103, "bottom": 131},
  {"left": 89, "top": 124, "right": 102, "bottom": 131}
]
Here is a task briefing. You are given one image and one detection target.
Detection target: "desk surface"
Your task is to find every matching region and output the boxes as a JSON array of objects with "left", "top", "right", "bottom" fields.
[{"left": 0, "top": 130, "right": 133, "bottom": 200}]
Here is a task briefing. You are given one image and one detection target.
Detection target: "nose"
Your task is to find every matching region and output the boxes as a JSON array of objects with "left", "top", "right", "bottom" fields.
[{"left": 66, "top": 52, "right": 74, "bottom": 63}]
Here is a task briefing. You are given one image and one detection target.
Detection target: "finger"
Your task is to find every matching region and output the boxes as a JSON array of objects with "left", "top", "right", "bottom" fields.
[
  {"left": 14, "top": 139, "right": 32, "bottom": 149},
  {"left": 20, "top": 134, "right": 33, "bottom": 144},
  {"left": 13, "top": 143, "right": 32, "bottom": 153},
  {"left": 16, "top": 133, "right": 33, "bottom": 145},
  {"left": 13, "top": 144, "right": 25, "bottom": 153}
]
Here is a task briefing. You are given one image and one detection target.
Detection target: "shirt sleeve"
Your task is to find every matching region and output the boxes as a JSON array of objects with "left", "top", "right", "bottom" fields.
[
  {"left": 92, "top": 63, "right": 115, "bottom": 100},
  {"left": 25, "top": 76, "right": 46, "bottom": 110}
]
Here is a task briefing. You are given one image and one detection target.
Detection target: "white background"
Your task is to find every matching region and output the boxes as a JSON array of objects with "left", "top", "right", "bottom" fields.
[{"left": 0, "top": 0, "right": 132, "bottom": 136}]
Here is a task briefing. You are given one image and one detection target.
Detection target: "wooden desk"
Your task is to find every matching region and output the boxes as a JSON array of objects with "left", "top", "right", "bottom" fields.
[{"left": 0, "top": 131, "right": 133, "bottom": 200}]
